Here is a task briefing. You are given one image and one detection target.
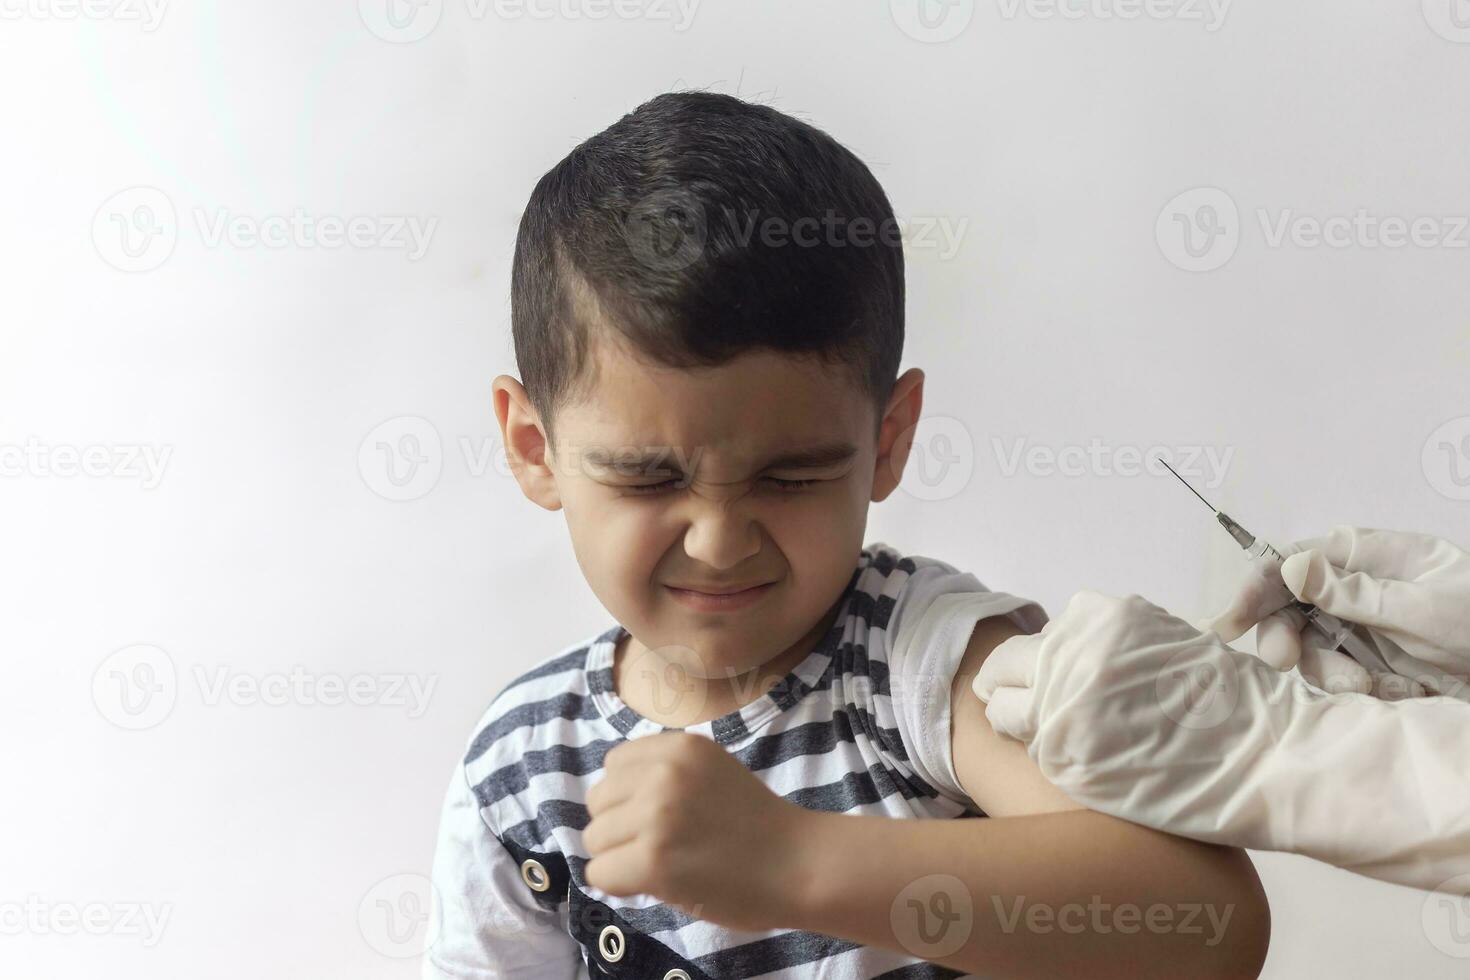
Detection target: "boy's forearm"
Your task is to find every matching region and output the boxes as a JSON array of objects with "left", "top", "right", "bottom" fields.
[{"left": 776, "top": 806, "right": 1269, "bottom": 980}]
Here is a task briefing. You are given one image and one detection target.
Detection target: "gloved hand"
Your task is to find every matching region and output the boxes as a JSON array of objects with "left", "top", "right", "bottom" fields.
[
  {"left": 1196, "top": 526, "right": 1470, "bottom": 701},
  {"left": 975, "top": 590, "right": 1470, "bottom": 896}
]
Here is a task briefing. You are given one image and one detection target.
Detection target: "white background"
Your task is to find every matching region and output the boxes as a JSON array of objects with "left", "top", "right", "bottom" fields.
[{"left": 5, "top": 0, "right": 1470, "bottom": 976}]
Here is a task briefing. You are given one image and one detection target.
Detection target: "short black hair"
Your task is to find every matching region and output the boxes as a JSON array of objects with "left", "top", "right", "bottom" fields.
[{"left": 511, "top": 91, "right": 905, "bottom": 451}]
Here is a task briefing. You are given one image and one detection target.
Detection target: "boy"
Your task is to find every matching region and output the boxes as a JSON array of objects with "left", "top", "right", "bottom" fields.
[{"left": 425, "top": 91, "right": 1270, "bottom": 979}]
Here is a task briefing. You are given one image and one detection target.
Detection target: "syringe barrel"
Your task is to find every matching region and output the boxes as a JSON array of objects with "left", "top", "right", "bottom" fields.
[
  {"left": 1299, "top": 604, "right": 1353, "bottom": 648},
  {"left": 1243, "top": 538, "right": 1288, "bottom": 563}
]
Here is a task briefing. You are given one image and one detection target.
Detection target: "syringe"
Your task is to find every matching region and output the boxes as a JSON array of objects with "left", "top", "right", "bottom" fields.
[{"left": 1158, "top": 461, "right": 1394, "bottom": 675}]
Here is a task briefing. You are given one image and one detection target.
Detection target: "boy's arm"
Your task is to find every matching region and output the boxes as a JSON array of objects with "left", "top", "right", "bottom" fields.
[
  {"left": 584, "top": 617, "right": 1271, "bottom": 980},
  {"left": 790, "top": 615, "right": 1271, "bottom": 978}
]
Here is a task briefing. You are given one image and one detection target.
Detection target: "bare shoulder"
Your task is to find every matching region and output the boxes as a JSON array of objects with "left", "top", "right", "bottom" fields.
[{"left": 949, "top": 615, "right": 1085, "bottom": 818}]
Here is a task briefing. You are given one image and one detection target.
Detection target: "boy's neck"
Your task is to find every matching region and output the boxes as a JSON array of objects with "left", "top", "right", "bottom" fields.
[{"left": 612, "top": 597, "right": 845, "bottom": 727}]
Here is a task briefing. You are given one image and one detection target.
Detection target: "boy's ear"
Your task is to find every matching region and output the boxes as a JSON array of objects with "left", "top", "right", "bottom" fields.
[
  {"left": 870, "top": 367, "right": 925, "bottom": 502},
  {"left": 492, "top": 374, "right": 562, "bottom": 511}
]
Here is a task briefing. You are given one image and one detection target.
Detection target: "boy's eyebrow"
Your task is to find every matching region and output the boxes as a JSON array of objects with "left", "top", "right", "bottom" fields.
[
  {"left": 759, "top": 440, "right": 860, "bottom": 470},
  {"left": 579, "top": 440, "right": 859, "bottom": 474}
]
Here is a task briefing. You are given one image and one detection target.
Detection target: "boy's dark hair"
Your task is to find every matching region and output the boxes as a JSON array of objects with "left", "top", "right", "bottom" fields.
[{"left": 511, "top": 91, "right": 905, "bottom": 451}]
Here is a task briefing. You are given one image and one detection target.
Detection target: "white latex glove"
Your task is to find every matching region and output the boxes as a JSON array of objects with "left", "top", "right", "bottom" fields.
[
  {"left": 1196, "top": 526, "right": 1470, "bottom": 701},
  {"left": 975, "top": 590, "right": 1470, "bottom": 896}
]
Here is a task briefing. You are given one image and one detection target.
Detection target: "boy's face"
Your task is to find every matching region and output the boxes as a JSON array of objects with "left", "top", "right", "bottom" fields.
[{"left": 495, "top": 330, "right": 923, "bottom": 681}]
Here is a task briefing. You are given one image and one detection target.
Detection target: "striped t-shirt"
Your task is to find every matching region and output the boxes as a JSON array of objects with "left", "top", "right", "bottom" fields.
[{"left": 425, "top": 541, "right": 1047, "bottom": 979}]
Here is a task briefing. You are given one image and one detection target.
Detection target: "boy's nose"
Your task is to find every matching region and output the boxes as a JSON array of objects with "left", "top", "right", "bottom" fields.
[{"left": 677, "top": 497, "right": 764, "bottom": 573}]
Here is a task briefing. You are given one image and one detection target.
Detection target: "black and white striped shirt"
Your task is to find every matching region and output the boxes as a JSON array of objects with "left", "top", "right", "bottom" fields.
[{"left": 426, "top": 541, "right": 1046, "bottom": 979}]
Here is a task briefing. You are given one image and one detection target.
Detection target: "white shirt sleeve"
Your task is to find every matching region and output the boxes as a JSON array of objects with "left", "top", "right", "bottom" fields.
[
  {"left": 883, "top": 556, "right": 1047, "bottom": 806},
  {"left": 422, "top": 760, "right": 584, "bottom": 980}
]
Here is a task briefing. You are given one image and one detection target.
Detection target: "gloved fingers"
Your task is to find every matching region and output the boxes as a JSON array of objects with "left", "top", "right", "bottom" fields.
[
  {"left": 973, "top": 633, "right": 1038, "bottom": 702},
  {"left": 1254, "top": 609, "right": 1305, "bottom": 671},
  {"left": 1272, "top": 533, "right": 1325, "bottom": 561},
  {"left": 1281, "top": 550, "right": 1437, "bottom": 636},
  {"left": 1296, "top": 644, "right": 1372, "bottom": 696},
  {"left": 1310, "top": 525, "right": 1446, "bottom": 581},
  {"left": 1197, "top": 555, "right": 1299, "bottom": 642},
  {"left": 982, "top": 686, "right": 1037, "bottom": 744}
]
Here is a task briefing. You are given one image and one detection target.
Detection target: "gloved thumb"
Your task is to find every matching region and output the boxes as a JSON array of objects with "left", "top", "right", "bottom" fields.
[
  {"left": 982, "top": 687, "right": 1037, "bottom": 744},
  {"left": 1197, "top": 554, "right": 1301, "bottom": 641},
  {"left": 973, "top": 634, "right": 1038, "bottom": 702},
  {"left": 1195, "top": 592, "right": 1258, "bottom": 642}
]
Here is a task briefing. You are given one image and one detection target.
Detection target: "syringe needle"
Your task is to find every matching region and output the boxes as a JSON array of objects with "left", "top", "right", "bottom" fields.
[
  {"left": 1158, "top": 458, "right": 1218, "bottom": 512},
  {"left": 1158, "top": 457, "right": 1259, "bottom": 553}
]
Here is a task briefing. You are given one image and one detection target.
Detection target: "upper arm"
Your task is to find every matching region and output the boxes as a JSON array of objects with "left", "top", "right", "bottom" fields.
[
  {"left": 946, "top": 618, "right": 1272, "bottom": 975},
  {"left": 949, "top": 615, "right": 1086, "bottom": 818}
]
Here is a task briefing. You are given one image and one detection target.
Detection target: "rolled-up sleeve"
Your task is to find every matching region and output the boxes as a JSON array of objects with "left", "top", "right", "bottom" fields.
[{"left": 885, "top": 563, "right": 1047, "bottom": 805}]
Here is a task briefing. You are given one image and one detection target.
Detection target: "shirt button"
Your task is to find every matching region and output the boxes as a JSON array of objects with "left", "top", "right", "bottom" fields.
[
  {"left": 663, "top": 971, "right": 692, "bottom": 980},
  {"left": 518, "top": 858, "right": 551, "bottom": 893},
  {"left": 598, "top": 924, "right": 626, "bottom": 963}
]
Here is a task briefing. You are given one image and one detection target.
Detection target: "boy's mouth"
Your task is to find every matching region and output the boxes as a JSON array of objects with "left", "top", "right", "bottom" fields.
[{"left": 665, "top": 581, "right": 777, "bottom": 611}]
